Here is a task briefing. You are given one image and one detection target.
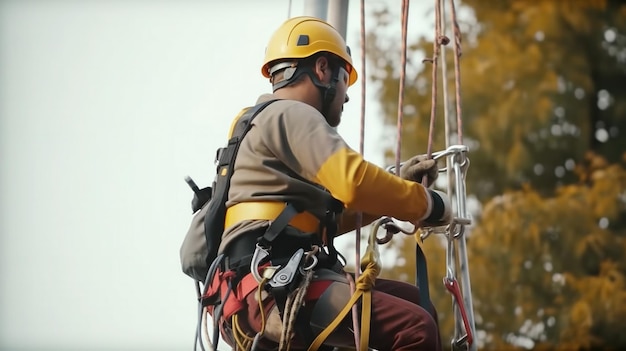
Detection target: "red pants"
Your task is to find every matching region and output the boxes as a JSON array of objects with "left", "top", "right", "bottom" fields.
[{"left": 229, "top": 275, "right": 443, "bottom": 351}]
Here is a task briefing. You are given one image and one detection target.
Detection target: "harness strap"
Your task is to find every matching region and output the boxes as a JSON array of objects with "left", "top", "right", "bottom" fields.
[
  {"left": 260, "top": 203, "right": 302, "bottom": 246},
  {"left": 415, "top": 236, "right": 435, "bottom": 316},
  {"left": 218, "top": 201, "right": 343, "bottom": 349},
  {"left": 225, "top": 201, "right": 320, "bottom": 234},
  {"left": 205, "top": 268, "right": 334, "bottom": 321},
  {"left": 203, "top": 99, "right": 279, "bottom": 271},
  {"left": 307, "top": 274, "right": 375, "bottom": 351},
  {"left": 307, "top": 223, "right": 381, "bottom": 351}
]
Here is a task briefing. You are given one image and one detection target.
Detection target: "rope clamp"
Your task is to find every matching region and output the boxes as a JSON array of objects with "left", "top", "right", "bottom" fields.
[{"left": 269, "top": 248, "right": 305, "bottom": 289}]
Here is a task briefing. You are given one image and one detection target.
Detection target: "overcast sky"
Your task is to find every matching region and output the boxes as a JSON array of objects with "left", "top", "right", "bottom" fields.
[{"left": 0, "top": 1, "right": 432, "bottom": 349}]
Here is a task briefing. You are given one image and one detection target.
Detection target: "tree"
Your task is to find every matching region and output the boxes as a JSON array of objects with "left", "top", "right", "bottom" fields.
[
  {"left": 469, "top": 153, "right": 626, "bottom": 350},
  {"left": 364, "top": 0, "right": 626, "bottom": 349},
  {"left": 367, "top": 0, "right": 626, "bottom": 200}
]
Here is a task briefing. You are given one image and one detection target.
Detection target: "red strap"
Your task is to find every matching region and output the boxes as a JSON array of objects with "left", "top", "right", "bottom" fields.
[
  {"left": 305, "top": 280, "right": 333, "bottom": 300},
  {"left": 204, "top": 269, "right": 334, "bottom": 320},
  {"left": 444, "top": 277, "right": 473, "bottom": 346}
]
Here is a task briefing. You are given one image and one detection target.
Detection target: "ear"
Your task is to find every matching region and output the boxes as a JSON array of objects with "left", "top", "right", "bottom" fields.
[{"left": 313, "top": 56, "right": 329, "bottom": 82}]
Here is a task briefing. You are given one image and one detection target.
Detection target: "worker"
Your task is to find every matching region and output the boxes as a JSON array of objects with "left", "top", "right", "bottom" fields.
[{"left": 204, "top": 16, "right": 450, "bottom": 351}]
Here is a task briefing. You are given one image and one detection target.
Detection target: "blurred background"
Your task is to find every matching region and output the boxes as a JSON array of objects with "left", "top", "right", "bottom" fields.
[
  {"left": 1, "top": 0, "right": 625, "bottom": 350},
  {"left": 367, "top": 1, "right": 626, "bottom": 350}
]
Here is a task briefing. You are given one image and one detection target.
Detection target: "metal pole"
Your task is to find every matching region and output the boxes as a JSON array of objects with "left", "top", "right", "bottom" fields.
[
  {"left": 303, "top": 0, "right": 328, "bottom": 20},
  {"left": 327, "top": 0, "right": 349, "bottom": 39}
]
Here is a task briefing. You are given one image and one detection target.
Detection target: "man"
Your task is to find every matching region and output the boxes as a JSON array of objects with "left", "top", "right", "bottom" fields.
[{"left": 208, "top": 16, "right": 450, "bottom": 350}]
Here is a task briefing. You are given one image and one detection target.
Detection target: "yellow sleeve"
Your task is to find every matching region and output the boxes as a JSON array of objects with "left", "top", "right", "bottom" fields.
[
  {"left": 313, "top": 147, "right": 432, "bottom": 223},
  {"left": 336, "top": 210, "right": 380, "bottom": 235}
]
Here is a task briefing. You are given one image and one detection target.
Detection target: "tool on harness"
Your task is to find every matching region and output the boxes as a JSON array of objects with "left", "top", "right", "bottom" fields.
[
  {"left": 268, "top": 248, "right": 305, "bottom": 301},
  {"left": 267, "top": 248, "right": 305, "bottom": 289},
  {"left": 185, "top": 176, "right": 213, "bottom": 214}
]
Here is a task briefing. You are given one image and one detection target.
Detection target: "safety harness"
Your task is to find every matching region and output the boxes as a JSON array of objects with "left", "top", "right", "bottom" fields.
[
  {"left": 202, "top": 201, "right": 344, "bottom": 351},
  {"left": 192, "top": 98, "right": 347, "bottom": 350}
]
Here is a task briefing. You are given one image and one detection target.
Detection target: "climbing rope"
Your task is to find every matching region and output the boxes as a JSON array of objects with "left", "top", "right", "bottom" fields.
[
  {"left": 352, "top": 1, "right": 369, "bottom": 349},
  {"left": 395, "top": 0, "right": 410, "bottom": 173},
  {"left": 308, "top": 221, "right": 384, "bottom": 351},
  {"left": 351, "top": 0, "right": 477, "bottom": 350},
  {"left": 277, "top": 247, "right": 319, "bottom": 351},
  {"left": 279, "top": 269, "right": 314, "bottom": 350}
]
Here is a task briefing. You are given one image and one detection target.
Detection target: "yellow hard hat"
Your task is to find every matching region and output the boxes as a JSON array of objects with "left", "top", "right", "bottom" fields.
[{"left": 261, "top": 16, "right": 358, "bottom": 87}]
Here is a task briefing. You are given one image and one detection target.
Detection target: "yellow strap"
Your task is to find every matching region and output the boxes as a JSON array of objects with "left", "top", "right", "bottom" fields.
[
  {"left": 308, "top": 229, "right": 381, "bottom": 351},
  {"left": 360, "top": 290, "right": 372, "bottom": 351},
  {"left": 307, "top": 288, "right": 365, "bottom": 351},
  {"left": 224, "top": 201, "right": 320, "bottom": 233},
  {"left": 227, "top": 107, "right": 250, "bottom": 138},
  {"left": 415, "top": 230, "right": 423, "bottom": 244}
]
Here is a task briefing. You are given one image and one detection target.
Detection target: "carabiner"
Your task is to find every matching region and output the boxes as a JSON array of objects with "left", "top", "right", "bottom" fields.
[{"left": 250, "top": 244, "right": 281, "bottom": 283}]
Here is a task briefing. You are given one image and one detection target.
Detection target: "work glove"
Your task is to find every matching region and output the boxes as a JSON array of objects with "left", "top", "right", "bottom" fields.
[
  {"left": 399, "top": 154, "right": 438, "bottom": 186},
  {"left": 420, "top": 189, "right": 452, "bottom": 228}
]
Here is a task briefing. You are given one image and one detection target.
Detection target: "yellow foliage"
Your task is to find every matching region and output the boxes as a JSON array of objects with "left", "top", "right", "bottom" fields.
[
  {"left": 366, "top": 0, "right": 626, "bottom": 347},
  {"left": 567, "top": 302, "right": 593, "bottom": 344}
]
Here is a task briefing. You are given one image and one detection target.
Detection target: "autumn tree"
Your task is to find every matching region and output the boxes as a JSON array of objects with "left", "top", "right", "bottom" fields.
[
  {"left": 363, "top": 0, "right": 626, "bottom": 349},
  {"left": 367, "top": 0, "right": 626, "bottom": 200},
  {"left": 469, "top": 153, "right": 626, "bottom": 350}
]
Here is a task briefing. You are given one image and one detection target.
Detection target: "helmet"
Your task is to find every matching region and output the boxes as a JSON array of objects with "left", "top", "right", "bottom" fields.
[{"left": 261, "top": 16, "right": 358, "bottom": 87}]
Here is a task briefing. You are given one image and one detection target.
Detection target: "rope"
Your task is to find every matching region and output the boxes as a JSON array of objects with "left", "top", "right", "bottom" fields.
[
  {"left": 233, "top": 313, "right": 254, "bottom": 350},
  {"left": 429, "top": 1, "right": 476, "bottom": 348},
  {"left": 231, "top": 278, "right": 270, "bottom": 351},
  {"left": 349, "top": 1, "right": 368, "bottom": 349},
  {"left": 311, "top": 0, "right": 467, "bottom": 349},
  {"left": 308, "top": 222, "right": 384, "bottom": 351},
  {"left": 395, "top": 0, "right": 410, "bottom": 174},
  {"left": 449, "top": 0, "right": 464, "bottom": 145},
  {"left": 424, "top": 0, "right": 450, "bottom": 166},
  {"left": 279, "top": 269, "right": 314, "bottom": 351}
]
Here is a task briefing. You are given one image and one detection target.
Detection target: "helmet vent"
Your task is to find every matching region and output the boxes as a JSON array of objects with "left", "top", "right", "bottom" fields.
[{"left": 296, "top": 35, "right": 309, "bottom": 46}]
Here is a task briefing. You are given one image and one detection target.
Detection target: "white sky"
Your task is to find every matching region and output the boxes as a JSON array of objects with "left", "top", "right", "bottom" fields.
[{"left": 0, "top": 1, "right": 432, "bottom": 349}]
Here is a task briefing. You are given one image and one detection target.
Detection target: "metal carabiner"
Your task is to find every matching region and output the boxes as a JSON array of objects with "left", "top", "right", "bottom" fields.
[
  {"left": 371, "top": 217, "right": 394, "bottom": 245},
  {"left": 302, "top": 246, "right": 319, "bottom": 272},
  {"left": 383, "top": 217, "right": 417, "bottom": 235},
  {"left": 250, "top": 244, "right": 281, "bottom": 283}
]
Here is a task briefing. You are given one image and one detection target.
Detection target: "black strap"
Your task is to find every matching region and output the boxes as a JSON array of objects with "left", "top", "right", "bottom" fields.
[
  {"left": 258, "top": 203, "right": 300, "bottom": 247},
  {"left": 251, "top": 201, "right": 339, "bottom": 350},
  {"left": 415, "top": 243, "right": 435, "bottom": 317},
  {"left": 203, "top": 99, "right": 279, "bottom": 269}
]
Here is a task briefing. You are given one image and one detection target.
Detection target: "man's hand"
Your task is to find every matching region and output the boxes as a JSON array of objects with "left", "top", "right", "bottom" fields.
[{"left": 399, "top": 154, "right": 438, "bottom": 186}]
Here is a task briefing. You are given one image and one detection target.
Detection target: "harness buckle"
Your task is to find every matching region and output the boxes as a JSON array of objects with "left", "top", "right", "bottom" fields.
[{"left": 269, "top": 248, "right": 305, "bottom": 289}]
